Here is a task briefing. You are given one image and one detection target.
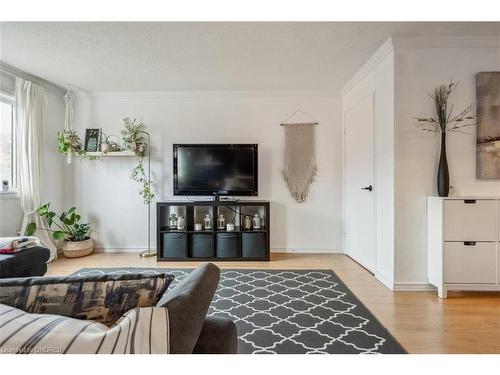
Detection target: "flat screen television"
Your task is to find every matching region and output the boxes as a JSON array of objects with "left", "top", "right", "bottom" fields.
[{"left": 173, "top": 144, "right": 258, "bottom": 196}]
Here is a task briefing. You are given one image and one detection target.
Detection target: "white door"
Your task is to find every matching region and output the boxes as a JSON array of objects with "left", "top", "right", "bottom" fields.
[{"left": 344, "top": 94, "right": 376, "bottom": 273}]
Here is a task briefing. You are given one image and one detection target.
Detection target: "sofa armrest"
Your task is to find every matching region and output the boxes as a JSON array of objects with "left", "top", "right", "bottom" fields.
[{"left": 193, "top": 316, "right": 238, "bottom": 354}]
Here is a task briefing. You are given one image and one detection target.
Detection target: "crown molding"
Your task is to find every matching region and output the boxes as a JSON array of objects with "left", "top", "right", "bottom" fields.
[
  {"left": 391, "top": 36, "right": 500, "bottom": 50},
  {"left": 0, "top": 61, "right": 66, "bottom": 96},
  {"left": 341, "top": 37, "right": 394, "bottom": 96},
  {"left": 74, "top": 90, "right": 340, "bottom": 100}
]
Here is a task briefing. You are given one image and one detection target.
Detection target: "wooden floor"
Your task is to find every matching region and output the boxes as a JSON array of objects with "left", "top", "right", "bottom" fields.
[{"left": 47, "top": 252, "right": 500, "bottom": 354}]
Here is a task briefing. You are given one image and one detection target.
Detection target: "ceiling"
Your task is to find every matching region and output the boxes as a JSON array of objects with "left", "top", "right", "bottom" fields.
[{"left": 1, "top": 22, "right": 500, "bottom": 92}]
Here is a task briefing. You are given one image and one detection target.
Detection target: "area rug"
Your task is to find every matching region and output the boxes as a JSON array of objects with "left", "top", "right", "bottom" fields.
[{"left": 72, "top": 268, "right": 406, "bottom": 354}]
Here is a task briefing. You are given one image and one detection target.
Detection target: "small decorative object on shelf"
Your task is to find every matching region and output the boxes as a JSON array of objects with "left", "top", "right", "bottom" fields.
[
  {"left": 217, "top": 214, "right": 226, "bottom": 230},
  {"left": 177, "top": 216, "right": 185, "bottom": 230},
  {"left": 99, "top": 132, "right": 122, "bottom": 153},
  {"left": 243, "top": 215, "right": 252, "bottom": 230},
  {"left": 2, "top": 180, "right": 8, "bottom": 192},
  {"left": 252, "top": 213, "right": 261, "bottom": 229},
  {"left": 194, "top": 223, "right": 202, "bottom": 231},
  {"left": 226, "top": 223, "right": 235, "bottom": 232},
  {"left": 84, "top": 128, "right": 101, "bottom": 152},
  {"left": 168, "top": 213, "right": 178, "bottom": 229},
  {"left": 204, "top": 214, "right": 212, "bottom": 230}
]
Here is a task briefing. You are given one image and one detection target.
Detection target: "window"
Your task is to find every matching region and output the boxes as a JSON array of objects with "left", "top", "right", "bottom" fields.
[{"left": 0, "top": 95, "right": 16, "bottom": 192}]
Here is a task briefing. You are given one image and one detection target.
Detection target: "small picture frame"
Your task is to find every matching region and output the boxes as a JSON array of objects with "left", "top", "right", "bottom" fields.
[{"left": 84, "top": 128, "right": 101, "bottom": 152}]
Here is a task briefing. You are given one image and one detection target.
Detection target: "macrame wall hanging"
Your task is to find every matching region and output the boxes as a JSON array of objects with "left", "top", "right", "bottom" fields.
[
  {"left": 63, "top": 85, "right": 75, "bottom": 164},
  {"left": 281, "top": 109, "right": 318, "bottom": 203}
]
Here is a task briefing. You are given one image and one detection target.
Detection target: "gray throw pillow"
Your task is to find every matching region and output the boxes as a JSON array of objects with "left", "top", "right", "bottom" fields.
[
  {"left": 156, "top": 263, "right": 220, "bottom": 354},
  {"left": 0, "top": 272, "right": 174, "bottom": 326}
]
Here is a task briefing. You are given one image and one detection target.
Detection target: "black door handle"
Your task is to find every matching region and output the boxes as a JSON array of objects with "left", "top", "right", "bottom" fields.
[{"left": 361, "top": 185, "right": 373, "bottom": 192}]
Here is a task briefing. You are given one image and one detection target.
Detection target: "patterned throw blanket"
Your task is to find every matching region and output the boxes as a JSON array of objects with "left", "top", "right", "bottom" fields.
[{"left": 0, "top": 237, "right": 41, "bottom": 254}]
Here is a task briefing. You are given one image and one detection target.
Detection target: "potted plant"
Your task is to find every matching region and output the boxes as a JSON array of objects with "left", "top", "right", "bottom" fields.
[
  {"left": 121, "top": 117, "right": 146, "bottom": 156},
  {"left": 25, "top": 203, "right": 94, "bottom": 258},
  {"left": 416, "top": 80, "right": 475, "bottom": 197},
  {"left": 100, "top": 132, "right": 122, "bottom": 153},
  {"left": 57, "top": 130, "right": 84, "bottom": 163}
]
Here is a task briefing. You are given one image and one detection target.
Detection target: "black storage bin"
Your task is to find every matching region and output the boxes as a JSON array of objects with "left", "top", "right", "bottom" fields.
[
  {"left": 216, "top": 233, "right": 239, "bottom": 258},
  {"left": 241, "top": 232, "right": 266, "bottom": 259},
  {"left": 162, "top": 233, "right": 186, "bottom": 259},
  {"left": 190, "top": 233, "right": 214, "bottom": 258}
]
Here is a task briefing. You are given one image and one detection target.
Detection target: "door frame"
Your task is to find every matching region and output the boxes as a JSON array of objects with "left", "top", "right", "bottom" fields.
[{"left": 342, "top": 91, "right": 378, "bottom": 274}]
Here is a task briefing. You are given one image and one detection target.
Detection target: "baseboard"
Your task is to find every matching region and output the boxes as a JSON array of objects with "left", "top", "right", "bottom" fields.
[
  {"left": 94, "top": 247, "right": 149, "bottom": 253},
  {"left": 94, "top": 247, "right": 343, "bottom": 254},
  {"left": 393, "top": 282, "right": 437, "bottom": 292},
  {"left": 271, "top": 248, "right": 343, "bottom": 254},
  {"left": 375, "top": 272, "right": 394, "bottom": 290}
]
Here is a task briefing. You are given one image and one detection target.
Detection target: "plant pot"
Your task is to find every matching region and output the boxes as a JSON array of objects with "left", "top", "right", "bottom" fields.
[
  {"left": 62, "top": 238, "right": 94, "bottom": 258},
  {"left": 135, "top": 142, "right": 147, "bottom": 156},
  {"left": 100, "top": 143, "right": 110, "bottom": 153}
]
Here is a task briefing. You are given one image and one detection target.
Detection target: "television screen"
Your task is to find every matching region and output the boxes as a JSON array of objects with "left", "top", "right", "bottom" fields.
[{"left": 173, "top": 144, "right": 258, "bottom": 196}]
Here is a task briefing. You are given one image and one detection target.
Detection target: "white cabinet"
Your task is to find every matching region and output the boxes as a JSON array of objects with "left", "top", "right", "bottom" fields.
[{"left": 427, "top": 197, "right": 500, "bottom": 298}]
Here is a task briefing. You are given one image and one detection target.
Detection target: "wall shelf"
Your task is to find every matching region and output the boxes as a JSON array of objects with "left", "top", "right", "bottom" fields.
[{"left": 84, "top": 150, "right": 136, "bottom": 157}]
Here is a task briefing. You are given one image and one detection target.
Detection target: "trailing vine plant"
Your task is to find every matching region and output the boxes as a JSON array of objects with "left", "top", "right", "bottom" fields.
[
  {"left": 131, "top": 157, "right": 154, "bottom": 204},
  {"left": 121, "top": 117, "right": 154, "bottom": 204}
]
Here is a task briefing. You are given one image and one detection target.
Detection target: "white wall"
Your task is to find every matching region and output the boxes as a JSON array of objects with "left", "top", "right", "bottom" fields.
[
  {"left": 72, "top": 92, "right": 342, "bottom": 252},
  {"left": 341, "top": 39, "right": 395, "bottom": 288},
  {"left": 394, "top": 39, "right": 500, "bottom": 285},
  {"left": 0, "top": 70, "right": 65, "bottom": 237}
]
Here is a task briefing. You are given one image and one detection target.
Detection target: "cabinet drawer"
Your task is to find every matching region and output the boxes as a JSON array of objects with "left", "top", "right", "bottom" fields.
[
  {"left": 444, "top": 199, "right": 497, "bottom": 241},
  {"left": 444, "top": 242, "right": 496, "bottom": 284}
]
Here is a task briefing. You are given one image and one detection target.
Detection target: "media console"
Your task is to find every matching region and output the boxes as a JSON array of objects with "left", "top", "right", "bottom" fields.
[{"left": 157, "top": 200, "right": 270, "bottom": 261}]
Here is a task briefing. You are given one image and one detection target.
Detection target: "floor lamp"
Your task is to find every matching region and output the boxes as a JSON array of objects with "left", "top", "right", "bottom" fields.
[{"left": 139, "top": 131, "right": 156, "bottom": 258}]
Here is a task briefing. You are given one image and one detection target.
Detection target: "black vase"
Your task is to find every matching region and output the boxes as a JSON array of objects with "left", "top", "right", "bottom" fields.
[{"left": 437, "top": 132, "right": 450, "bottom": 197}]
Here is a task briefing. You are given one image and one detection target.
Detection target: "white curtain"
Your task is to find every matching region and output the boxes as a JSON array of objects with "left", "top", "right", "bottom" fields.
[{"left": 15, "top": 78, "right": 57, "bottom": 261}]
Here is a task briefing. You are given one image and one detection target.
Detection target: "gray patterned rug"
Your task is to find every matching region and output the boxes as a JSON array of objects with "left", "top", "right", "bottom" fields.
[{"left": 72, "top": 268, "right": 406, "bottom": 354}]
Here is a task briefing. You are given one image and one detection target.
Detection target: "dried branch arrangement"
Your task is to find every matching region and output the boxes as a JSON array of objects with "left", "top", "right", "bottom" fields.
[{"left": 416, "top": 80, "right": 475, "bottom": 134}]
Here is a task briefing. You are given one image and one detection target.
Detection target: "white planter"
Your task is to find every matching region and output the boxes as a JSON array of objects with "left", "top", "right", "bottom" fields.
[{"left": 62, "top": 238, "right": 94, "bottom": 258}]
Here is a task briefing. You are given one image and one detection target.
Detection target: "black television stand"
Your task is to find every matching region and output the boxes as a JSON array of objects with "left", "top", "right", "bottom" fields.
[{"left": 157, "top": 200, "right": 270, "bottom": 261}]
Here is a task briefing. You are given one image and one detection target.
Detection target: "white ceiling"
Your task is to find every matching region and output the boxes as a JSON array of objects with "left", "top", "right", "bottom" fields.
[{"left": 1, "top": 22, "right": 500, "bottom": 92}]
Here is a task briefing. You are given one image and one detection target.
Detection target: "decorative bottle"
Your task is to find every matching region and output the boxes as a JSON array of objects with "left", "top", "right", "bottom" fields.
[
  {"left": 177, "top": 216, "right": 185, "bottom": 230},
  {"left": 252, "top": 213, "right": 261, "bottom": 229}
]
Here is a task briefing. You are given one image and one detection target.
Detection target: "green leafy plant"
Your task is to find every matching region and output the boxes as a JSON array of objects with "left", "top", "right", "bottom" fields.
[
  {"left": 25, "top": 203, "right": 91, "bottom": 242},
  {"left": 57, "top": 130, "right": 100, "bottom": 160},
  {"left": 131, "top": 158, "right": 154, "bottom": 204},
  {"left": 100, "top": 132, "right": 122, "bottom": 153},
  {"left": 416, "top": 80, "right": 475, "bottom": 134},
  {"left": 58, "top": 130, "right": 84, "bottom": 156},
  {"left": 121, "top": 117, "right": 146, "bottom": 154}
]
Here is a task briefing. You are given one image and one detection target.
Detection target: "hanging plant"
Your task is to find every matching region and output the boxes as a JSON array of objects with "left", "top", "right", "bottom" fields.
[
  {"left": 58, "top": 130, "right": 83, "bottom": 155},
  {"left": 131, "top": 157, "right": 154, "bottom": 204}
]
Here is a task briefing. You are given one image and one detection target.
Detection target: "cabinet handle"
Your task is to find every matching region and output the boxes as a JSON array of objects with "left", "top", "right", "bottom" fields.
[
  {"left": 464, "top": 199, "right": 476, "bottom": 204},
  {"left": 464, "top": 241, "right": 476, "bottom": 246}
]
